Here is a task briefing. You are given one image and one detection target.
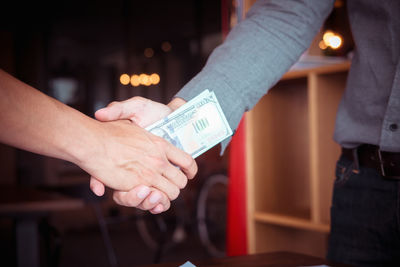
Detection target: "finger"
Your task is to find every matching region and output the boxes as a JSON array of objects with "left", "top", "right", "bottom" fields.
[
  {"left": 113, "top": 185, "right": 151, "bottom": 207},
  {"left": 139, "top": 190, "right": 170, "bottom": 211},
  {"left": 162, "top": 163, "right": 188, "bottom": 189},
  {"left": 90, "top": 177, "right": 105, "bottom": 196},
  {"left": 147, "top": 173, "right": 181, "bottom": 201},
  {"left": 163, "top": 142, "right": 198, "bottom": 180},
  {"left": 150, "top": 204, "right": 165, "bottom": 214},
  {"left": 95, "top": 102, "right": 124, "bottom": 122},
  {"left": 95, "top": 98, "right": 146, "bottom": 123},
  {"left": 132, "top": 99, "right": 172, "bottom": 128},
  {"left": 95, "top": 97, "right": 172, "bottom": 127}
]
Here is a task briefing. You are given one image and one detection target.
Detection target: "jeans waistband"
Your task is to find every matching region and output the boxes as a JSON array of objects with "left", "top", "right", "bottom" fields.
[{"left": 341, "top": 144, "right": 400, "bottom": 179}]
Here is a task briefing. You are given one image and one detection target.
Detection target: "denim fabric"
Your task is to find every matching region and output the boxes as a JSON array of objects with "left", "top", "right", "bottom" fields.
[{"left": 327, "top": 155, "right": 400, "bottom": 266}]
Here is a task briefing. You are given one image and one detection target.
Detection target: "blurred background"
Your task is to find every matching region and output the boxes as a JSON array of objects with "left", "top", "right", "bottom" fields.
[
  {"left": 0, "top": 0, "right": 229, "bottom": 266},
  {"left": 0, "top": 0, "right": 353, "bottom": 267}
]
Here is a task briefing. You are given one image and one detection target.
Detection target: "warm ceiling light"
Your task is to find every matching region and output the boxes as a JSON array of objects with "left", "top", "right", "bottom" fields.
[
  {"left": 319, "top": 40, "right": 327, "bottom": 50},
  {"left": 323, "top": 31, "right": 334, "bottom": 44},
  {"left": 139, "top": 73, "right": 151, "bottom": 86},
  {"left": 161, "top": 41, "right": 172, "bottom": 52},
  {"left": 130, "top": 74, "right": 140, "bottom": 87},
  {"left": 150, "top": 73, "right": 160, "bottom": 85},
  {"left": 329, "top": 35, "right": 342, "bottom": 49},
  {"left": 120, "top": 74, "right": 130, "bottom": 85},
  {"left": 144, "top": 48, "right": 154, "bottom": 58},
  {"left": 321, "top": 31, "right": 343, "bottom": 50}
]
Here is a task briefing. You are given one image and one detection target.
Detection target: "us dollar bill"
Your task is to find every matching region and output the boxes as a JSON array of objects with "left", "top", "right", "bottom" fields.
[{"left": 146, "top": 89, "right": 233, "bottom": 158}]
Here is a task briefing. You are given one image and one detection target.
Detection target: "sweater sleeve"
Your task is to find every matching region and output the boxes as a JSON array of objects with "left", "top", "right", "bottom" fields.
[{"left": 176, "top": 0, "right": 335, "bottom": 152}]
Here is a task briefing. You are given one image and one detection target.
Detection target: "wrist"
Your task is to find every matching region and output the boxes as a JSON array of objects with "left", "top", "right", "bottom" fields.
[{"left": 62, "top": 112, "right": 102, "bottom": 167}]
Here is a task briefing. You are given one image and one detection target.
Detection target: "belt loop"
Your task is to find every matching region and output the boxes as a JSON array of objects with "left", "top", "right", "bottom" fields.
[
  {"left": 352, "top": 147, "right": 360, "bottom": 174},
  {"left": 377, "top": 148, "right": 386, "bottom": 177}
]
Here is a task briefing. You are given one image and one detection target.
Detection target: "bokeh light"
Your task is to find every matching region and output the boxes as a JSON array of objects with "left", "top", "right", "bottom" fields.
[
  {"left": 329, "top": 35, "right": 342, "bottom": 49},
  {"left": 144, "top": 48, "right": 154, "bottom": 58},
  {"left": 120, "top": 74, "right": 130, "bottom": 85},
  {"left": 122, "top": 73, "right": 161, "bottom": 87},
  {"left": 130, "top": 74, "right": 140, "bottom": 87},
  {"left": 150, "top": 73, "right": 160, "bottom": 85},
  {"left": 323, "top": 31, "right": 335, "bottom": 44},
  {"left": 319, "top": 40, "right": 328, "bottom": 50},
  {"left": 161, "top": 41, "right": 172, "bottom": 52},
  {"left": 321, "top": 31, "right": 343, "bottom": 50},
  {"left": 139, "top": 73, "right": 151, "bottom": 86}
]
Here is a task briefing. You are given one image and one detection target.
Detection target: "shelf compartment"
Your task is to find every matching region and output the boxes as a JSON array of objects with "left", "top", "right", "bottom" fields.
[
  {"left": 253, "top": 222, "right": 329, "bottom": 258},
  {"left": 254, "top": 211, "right": 330, "bottom": 233}
]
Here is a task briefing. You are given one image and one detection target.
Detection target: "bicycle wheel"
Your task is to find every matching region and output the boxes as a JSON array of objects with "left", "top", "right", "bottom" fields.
[
  {"left": 135, "top": 197, "right": 186, "bottom": 250},
  {"left": 196, "top": 173, "right": 228, "bottom": 257}
]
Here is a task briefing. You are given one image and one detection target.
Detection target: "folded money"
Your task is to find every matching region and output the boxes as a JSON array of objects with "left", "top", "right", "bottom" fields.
[{"left": 146, "top": 89, "right": 233, "bottom": 158}]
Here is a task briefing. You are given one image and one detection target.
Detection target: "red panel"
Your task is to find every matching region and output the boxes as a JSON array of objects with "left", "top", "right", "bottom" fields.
[
  {"left": 221, "top": 0, "right": 230, "bottom": 37},
  {"left": 221, "top": 0, "right": 248, "bottom": 256},
  {"left": 227, "top": 116, "right": 248, "bottom": 256}
]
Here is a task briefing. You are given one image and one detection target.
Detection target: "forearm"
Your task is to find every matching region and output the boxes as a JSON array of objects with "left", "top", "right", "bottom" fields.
[{"left": 0, "top": 69, "right": 97, "bottom": 165}]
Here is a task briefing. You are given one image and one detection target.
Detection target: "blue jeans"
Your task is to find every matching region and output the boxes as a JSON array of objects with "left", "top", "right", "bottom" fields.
[{"left": 327, "top": 154, "right": 400, "bottom": 266}]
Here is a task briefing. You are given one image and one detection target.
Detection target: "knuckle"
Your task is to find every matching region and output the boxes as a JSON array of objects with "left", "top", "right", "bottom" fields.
[
  {"left": 137, "top": 168, "right": 155, "bottom": 184},
  {"left": 113, "top": 193, "right": 122, "bottom": 206},
  {"left": 154, "top": 136, "right": 168, "bottom": 148},
  {"left": 129, "top": 96, "right": 142, "bottom": 101},
  {"left": 138, "top": 168, "right": 150, "bottom": 179},
  {"left": 178, "top": 175, "right": 188, "bottom": 189},
  {"left": 169, "top": 186, "right": 180, "bottom": 201},
  {"left": 181, "top": 155, "right": 194, "bottom": 169},
  {"left": 142, "top": 198, "right": 157, "bottom": 210},
  {"left": 108, "top": 101, "right": 119, "bottom": 107},
  {"left": 127, "top": 193, "right": 141, "bottom": 207},
  {"left": 154, "top": 157, "right": 168, "bottom": 170},
  {"left": 160, "top": 195, "right": 169, "bottom": 207},
  {"left": 190, "top": 161, "right": 198, "bottom": 179},
  {"left": 140, "top": 201, "right": 151, "bottom": 210},
  {"left": 142, "top": 171, "right": 156, "bottom": 186},
  {"left": 164, "top": 202, "right": 171, "bottom": 212},
  {"left": 128, "top": 96, "right": 145, "bottom": 103}
]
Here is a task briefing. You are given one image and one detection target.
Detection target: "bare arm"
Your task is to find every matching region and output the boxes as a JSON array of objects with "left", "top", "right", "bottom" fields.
[
  {"left": 0, "top": 69, "right": 197, "bottom": 199},
  {"left": 0, "top": 69, "right": 96, "bottom": 164}
]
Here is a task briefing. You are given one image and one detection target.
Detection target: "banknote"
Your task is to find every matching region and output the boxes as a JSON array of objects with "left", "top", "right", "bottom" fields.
[{"left": 146, "top": 89, "right": 232, "bottom": 158}]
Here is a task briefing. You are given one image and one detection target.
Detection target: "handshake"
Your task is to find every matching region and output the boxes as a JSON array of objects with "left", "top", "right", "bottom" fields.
[
  {"left": 87, "top": 90, "right": 231, "bottom": 214},
  {"left": 0, "top": 70, "right": 231, "bottom": 216}
]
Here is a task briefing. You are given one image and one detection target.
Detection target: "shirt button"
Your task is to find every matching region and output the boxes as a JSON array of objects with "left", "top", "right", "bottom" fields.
[{"left": 389, "top": 123, "right": 398, "bottom": 131}]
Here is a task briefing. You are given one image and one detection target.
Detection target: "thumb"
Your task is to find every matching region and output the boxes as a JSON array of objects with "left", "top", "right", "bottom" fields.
[
  {"left": 90, "top": 176, "right": 106, "bottom": 196},
  {"left": 95, "top": 102, "right": 123, "bottom": 122}
]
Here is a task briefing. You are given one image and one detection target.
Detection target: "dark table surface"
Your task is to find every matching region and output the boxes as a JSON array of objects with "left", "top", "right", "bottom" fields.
[
  {"left": 0, "top": 185, "right": 84, "bottom": 215},
  {"left": 141, "top": 251, "right": 349, "bottom": 267},
  {"left": 0, "top": 185, "right": 85, "bottom": 267}
]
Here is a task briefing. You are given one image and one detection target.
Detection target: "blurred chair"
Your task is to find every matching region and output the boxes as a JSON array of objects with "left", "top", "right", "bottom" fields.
[{"left": 46, "top": 183, "right": 118, "bottom": 267}]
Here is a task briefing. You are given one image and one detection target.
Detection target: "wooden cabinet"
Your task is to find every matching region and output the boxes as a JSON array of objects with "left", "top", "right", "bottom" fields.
[{"left": 245, "top": 60, "right": 350, "bottom": 257}]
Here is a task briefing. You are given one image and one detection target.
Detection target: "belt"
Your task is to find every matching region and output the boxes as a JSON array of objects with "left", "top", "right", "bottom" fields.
[{"left": 342, "top": 144, "right": 400, "bottom": 179}]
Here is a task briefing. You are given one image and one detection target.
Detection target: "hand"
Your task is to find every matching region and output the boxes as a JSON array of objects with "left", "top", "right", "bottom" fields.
[
  {"left": 83, "top": 118, "right": 196, "bottom": 200},
  {"left": 95, "top": 96, "right": 174, "bottom": 128},
  {"left": 90, "top": 97, "right": 191, "bottom": 213}
]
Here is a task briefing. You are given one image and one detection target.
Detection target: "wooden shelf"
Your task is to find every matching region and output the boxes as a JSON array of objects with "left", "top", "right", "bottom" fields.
[
  {"left": 283, "top": 59, "right": 350, "bottom": 80},
  {"left": 253, "top": 211, "right": 330, "bottom": 233},
  {"left": 245, "top": 60, "right": 350, "bottom": 257}
]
